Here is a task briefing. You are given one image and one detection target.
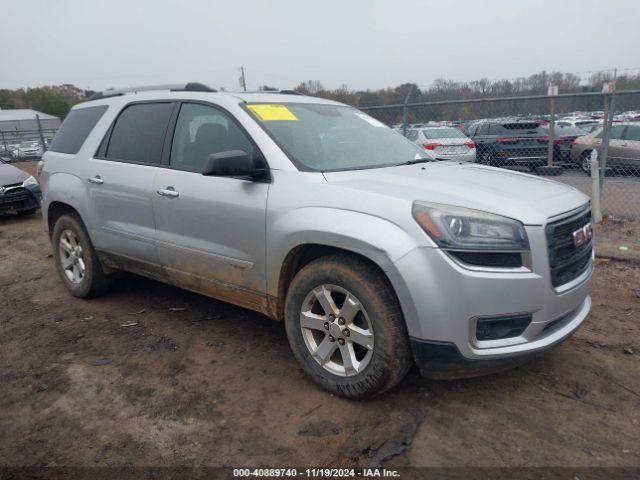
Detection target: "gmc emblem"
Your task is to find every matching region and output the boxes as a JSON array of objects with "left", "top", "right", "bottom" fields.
[{"left": 572, "top": 222, "right": 592, "bottom": 247}]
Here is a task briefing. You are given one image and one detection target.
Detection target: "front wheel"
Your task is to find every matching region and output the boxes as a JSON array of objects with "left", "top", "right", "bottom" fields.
[{"left": 284, "top": 254, "right": 412, "bottom": 399}]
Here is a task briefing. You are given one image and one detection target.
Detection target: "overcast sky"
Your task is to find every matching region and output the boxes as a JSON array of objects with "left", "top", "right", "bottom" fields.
[{"left": 1, "top": 0, "right": 638, "bottom": 92}]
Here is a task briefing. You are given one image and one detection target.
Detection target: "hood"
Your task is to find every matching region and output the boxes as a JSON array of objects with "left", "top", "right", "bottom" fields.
[
  {"left": 0, "top": 162, "right": 29, "bottom": 187},
  {"left": 323, "top": 162, "right": 589, "bottom": 225}
]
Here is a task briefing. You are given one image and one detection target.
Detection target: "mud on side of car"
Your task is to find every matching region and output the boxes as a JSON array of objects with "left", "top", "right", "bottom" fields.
[{"left": 41, "top": 83, "right": 594, "bottom": 399}]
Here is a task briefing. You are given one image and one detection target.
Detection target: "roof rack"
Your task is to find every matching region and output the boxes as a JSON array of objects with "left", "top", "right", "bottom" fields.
[
  {"left": 277, "top": 90, "right": 303, "bottom": 95},
  {"left": 245, "top": 89, "right": 303, "bottom": 96},
  {"left": 87, "top": 82, "right": 216, "bottom": 101}
]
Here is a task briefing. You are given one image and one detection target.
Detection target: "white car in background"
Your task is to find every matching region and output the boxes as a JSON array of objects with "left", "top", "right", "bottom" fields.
[
  {"left": 556, "top": 117, "right": 601, "bottom": 131},
  {"left": 17, "top": 141, "right": 44, "bottom": 159},
  {"left": 406, "top": 126, "right": 476, "bottom": 162}
]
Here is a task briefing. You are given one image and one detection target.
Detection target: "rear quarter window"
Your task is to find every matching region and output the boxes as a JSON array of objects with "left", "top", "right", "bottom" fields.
[{"left": 49, "top": 105, "right": 108, "bottom": 154}]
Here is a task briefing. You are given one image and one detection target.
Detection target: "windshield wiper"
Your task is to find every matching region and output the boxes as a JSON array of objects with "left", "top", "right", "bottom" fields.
[{"left": 399, "top": 157, "right": 437, "bottom": 165}]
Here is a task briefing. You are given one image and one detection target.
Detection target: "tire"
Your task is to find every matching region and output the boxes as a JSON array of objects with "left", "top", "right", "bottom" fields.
[
  {"left": 479, "top": 150, "right": 493, "bottom": 166},
  {"left": 579, "top": 151, "right": 592, "bottom": 175},
  {"left": 52, "top": 213, "right": 112, "bottom": 298},
  {"left": 17, "top": 208, "right": 38, "bottom": 216},
  {"left": 284, "top": 254, "right": 412, "bottom": 399}
]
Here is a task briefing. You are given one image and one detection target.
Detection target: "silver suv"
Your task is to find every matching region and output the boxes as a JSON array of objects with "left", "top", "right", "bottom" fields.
[{"left": 41, "top": 84, "right": 594, "bottom": 399}]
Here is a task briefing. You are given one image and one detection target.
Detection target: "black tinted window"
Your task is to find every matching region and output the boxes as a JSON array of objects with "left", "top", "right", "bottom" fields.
[
  {"left": 49, "top": 105, "right": 108, "bottom": 154},
  {"left": 489, "top": 122, "right": 543, "bottom": 136},
  {"left": 106, "top": 103, "right": 173, "bottom": 164}
]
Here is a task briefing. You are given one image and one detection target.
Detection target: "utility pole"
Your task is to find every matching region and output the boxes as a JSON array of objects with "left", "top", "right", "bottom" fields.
[
  {"left": 599, "top": 68, "right": 617, "bottom": 201},
  {"left": 402, "top": 84, "right": 414, "bottom": 137},
  {"left": 239, "top": 67, "right": 247, "bottom": 92}
]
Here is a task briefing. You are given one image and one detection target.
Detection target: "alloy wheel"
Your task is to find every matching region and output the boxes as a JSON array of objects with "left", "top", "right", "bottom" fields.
[
  {"left": 58, "top": 229, "right": 85, "bottom": 284},
  {"left": 299, "top": 284, "right": 374, "bottom": 377}
]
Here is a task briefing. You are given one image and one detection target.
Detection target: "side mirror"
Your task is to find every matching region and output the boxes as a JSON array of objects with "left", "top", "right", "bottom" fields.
[{"left": 201, "top": 150, "right": 266, "bottom": 179}]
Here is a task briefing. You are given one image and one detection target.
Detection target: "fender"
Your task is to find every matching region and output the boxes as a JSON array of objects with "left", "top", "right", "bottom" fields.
[
  {"left": 42, "top": 170, "right": 91, "bottom": 233},
  {"left": 266, "top": 206, "right": 423, "bottom": 299}
]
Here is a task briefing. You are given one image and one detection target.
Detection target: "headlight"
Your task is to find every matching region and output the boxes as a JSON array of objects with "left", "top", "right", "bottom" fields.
[
  {"left": 22, "top": 175, "right": 39, "bottom": 188},
  {"left": 412, "top": 201, "right": 529, "bottom": 251}
]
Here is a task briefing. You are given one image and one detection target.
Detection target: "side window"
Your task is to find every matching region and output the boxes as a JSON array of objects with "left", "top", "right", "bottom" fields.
[
  {"left": 407, "top": 130, "right": 418, "bottom": 141},
  {"left": 49, "top": 105, "right": 108, "bottom": 154},
  {"left": 479, "top": 124, "right": 489, "bottom": 135},
  {"left": 611, "top": 125, "right": 626, "bottom": 140},
  {"left": 170, "top": 103, "right": 254, "bottom": 173},
  {"left": 105, "top": 102, "right": 173, "bottom": 164},
  {"left": 468, "top": 124, "right": 478, "bottom": 136},
  {"left": 623, "top": 125, "right": 640, "bottom": 141}
]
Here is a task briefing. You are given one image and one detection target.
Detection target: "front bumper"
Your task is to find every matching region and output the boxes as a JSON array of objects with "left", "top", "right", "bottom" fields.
[
  {"left": 387, "top": 223, "right": 593, "bottom": 377},
  {"left": 0, "top": 185, "right": 42, "bottom": 214}
]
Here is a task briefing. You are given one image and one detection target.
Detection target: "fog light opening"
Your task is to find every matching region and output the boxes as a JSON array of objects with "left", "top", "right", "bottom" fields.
[{"left": 476, "top": 314, "right": 532, "bottom": 341}]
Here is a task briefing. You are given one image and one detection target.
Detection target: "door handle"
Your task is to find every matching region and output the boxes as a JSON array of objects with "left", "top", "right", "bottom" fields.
[
  {"left": 156, "top": 187, "right": 179, "bottom": 198},
  {"left": 88, "top": 175, "right": 104, "bottom": 185}
]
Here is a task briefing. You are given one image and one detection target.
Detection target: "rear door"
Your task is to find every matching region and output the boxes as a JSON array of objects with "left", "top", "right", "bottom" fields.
[
  {"left": 151, "top": 101, "right": 269, "bottom": 311},
  {"left": 87, "top": 101, "right": 175, "bottom": 272},
  {"left": 619, "top": 125, "right": 640, "bottom": 170},
  {"left": 605, "top": 125, "right": 627, "bottom": 167}
]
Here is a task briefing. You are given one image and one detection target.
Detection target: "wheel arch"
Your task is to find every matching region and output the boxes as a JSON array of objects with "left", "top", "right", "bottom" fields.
[
  {"left": 47, "top": 202, "right": 83, "bottom": 237},
  {"left": 272, "top": 243, "right": 403, "bottom": 322}
]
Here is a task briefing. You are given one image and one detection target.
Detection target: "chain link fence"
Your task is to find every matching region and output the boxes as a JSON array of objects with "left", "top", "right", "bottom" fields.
[
  {"left": 0, "top": 122, "right": 57, "bottom": 163},
  {"left": 360, "top": 90, "right": 640, "bottom": 221}
]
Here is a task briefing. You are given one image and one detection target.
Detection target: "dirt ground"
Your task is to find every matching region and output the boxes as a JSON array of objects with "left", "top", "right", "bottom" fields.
[{"left": 1, "top": 163, "right": 639, "bottom": 469}]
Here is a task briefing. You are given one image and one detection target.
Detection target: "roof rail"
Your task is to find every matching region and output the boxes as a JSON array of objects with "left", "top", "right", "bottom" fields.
[
  {"left": 87, "top": 82, "right": 216, "bottom": 101},
  {"left": 277, "top": 89, "right": 303, "bottom": 95},
  {"left": 249, "top": 89, "right": 303, "bottom": 96}
]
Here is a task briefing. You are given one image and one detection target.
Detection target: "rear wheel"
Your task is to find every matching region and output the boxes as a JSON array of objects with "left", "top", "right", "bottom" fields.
[
  {"left": 284, "top": 254, "right": 412, "bottom": 399},
  {"left": 52, "top": 214, "right": 112, "bottom": 298},
  {"left": 479, "top": 150, "right": 493, "bottom": 166}
]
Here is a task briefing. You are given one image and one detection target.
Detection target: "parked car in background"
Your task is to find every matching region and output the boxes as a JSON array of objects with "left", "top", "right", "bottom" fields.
[
  {"left": 17, "top": 140, "right": 44, "bottom": 159},
  {"left": 467, "top": 120, "right": 548, "bottom": 170},
  {"left": 3, "top": 143, "right": 21, "bottom": 161},
  {"left": 406, "top": 126, "right": 476, "bottom": 162},
  {"left": 0, "top": 158, "right": 42, "bottom": 215},
  {"left": 556, "top": 117, "right": 600, "bottom": 131},
  {"left": 542, "top": 125, "right": 586, "bottom": 164},
  {"left": 571, "top": 123, "right": 640, "bottom": 174}
]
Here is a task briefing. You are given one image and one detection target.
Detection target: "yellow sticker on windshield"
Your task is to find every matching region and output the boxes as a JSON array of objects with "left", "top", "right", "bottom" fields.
[{"left": 247, "top": 104, "right": 298, "bottom": 121}]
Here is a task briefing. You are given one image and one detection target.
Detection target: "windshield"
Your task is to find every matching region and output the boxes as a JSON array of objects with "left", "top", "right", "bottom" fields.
[
  {"left": 422, "top": 127, "right": 466, "bottom": 140},
  {"left": 245, "top": 103, "right": 430, "bottom": 171},
  {"left": 19, "top": 141, "right": 38, "bottom": 147}
]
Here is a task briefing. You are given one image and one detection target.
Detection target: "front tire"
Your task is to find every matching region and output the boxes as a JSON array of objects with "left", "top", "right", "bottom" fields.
[
  {"left": 284, "top": 254, "right": 412, "bottom": 399},
  {"left": 52, "top": 214, "right": 112, "bottom": 298}
]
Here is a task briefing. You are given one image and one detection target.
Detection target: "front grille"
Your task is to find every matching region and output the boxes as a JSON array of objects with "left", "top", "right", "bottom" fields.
[
  {"left": 546, "top": 208, "right": 592, "bottom": 287},
  {"left": 0, "top": 187, "right": 37, "bottom": 212}
]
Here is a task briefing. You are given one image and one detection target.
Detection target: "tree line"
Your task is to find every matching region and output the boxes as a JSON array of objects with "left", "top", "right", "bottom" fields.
[
  {"left": 288, "top": 70, "right": 640, "bottom": 123},
  {"left": 0, "top": 84, "right": 93, "bottom": 119},
  {"left": 1, "top": 70, "right": 639, "bottom": 123}
]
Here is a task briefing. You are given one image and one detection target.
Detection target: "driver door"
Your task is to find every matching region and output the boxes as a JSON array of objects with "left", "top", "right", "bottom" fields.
[{"left": 152, "top": 102, "right": 269, "bottom": 311}]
